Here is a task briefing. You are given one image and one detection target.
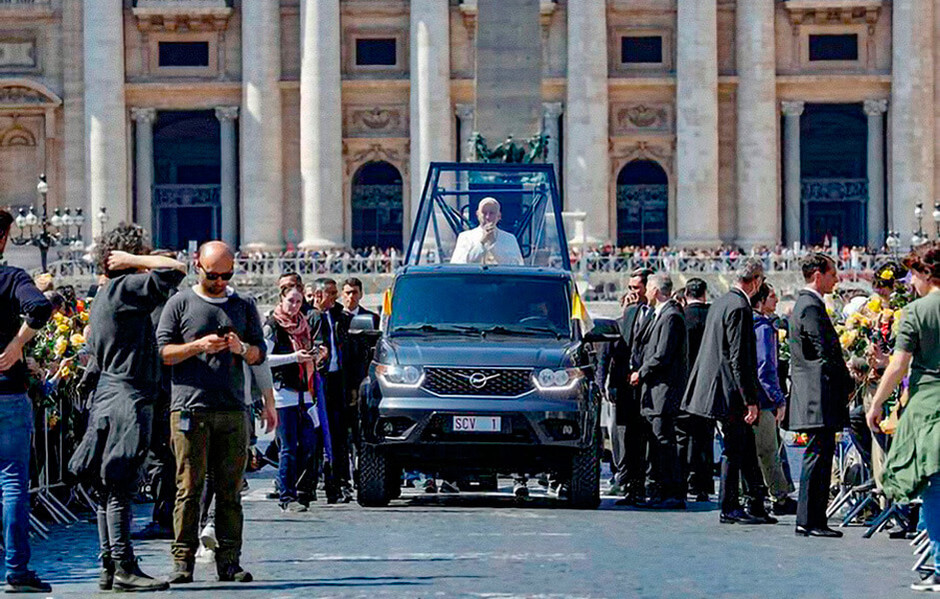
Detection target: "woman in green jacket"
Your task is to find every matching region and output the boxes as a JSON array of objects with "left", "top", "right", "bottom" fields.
[{"left": 867, "top": 242, "right": 940, "bottom": 593}]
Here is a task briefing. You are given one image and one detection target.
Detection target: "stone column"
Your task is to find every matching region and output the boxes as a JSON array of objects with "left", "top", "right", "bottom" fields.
[
  {"left": 410, "top": 0, "right": 454, "bottom": 221},
  {"left": 455, "top": 103, "right": 475, "bottom": 162},
  {"left": 542, "top": 101, "right": 563, "bottom": 183},
  {"left": 864, "top": 99, "right": 888, "bottom": 249},
  {"left": 891, "top": 0, "right": 934, "bottom": 246},
  {"left": 84, "top": 0, "right": 128, "bottom": 237},
  {"left": 781, "top": 101, "right": 804, "bottom": 246},
  {"left": 241, "top": 0, "right": 283, "bottom": 250},
  {"left": 215, "top": 106, "right": 239, "bottom": 248},
  {"left": 565, "top": 0, "right": 608, "bottom": 242},
  {"left": 130, "top": 107, "right": 156, "bottom": 235},
  {"left": 675, "top": 0, "right": 719, "bottom": 246},
  {"left": 735, "top": 0, "right": 777, "bottom": 247},
  {"left": 300, "top": 0, "right": 344, "bottom": 249}
]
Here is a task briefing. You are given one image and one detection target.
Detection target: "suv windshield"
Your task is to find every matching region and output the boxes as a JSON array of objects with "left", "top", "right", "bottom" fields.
[{"left": 388, "top": 274, "right": 571, "bottom": 338}]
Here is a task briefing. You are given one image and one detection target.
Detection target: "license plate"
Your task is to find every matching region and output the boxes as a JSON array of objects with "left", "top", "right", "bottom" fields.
[{"left": 452, "top": 415, "right": 501, "bottom": 433}]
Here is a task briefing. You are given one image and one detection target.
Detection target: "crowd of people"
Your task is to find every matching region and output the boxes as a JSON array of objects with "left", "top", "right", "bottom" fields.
[
  {"left": 595, "top": 245, "right": 940, "bottom": 591},
  {"left": 0, "top": 197, "right": 938, "bottom": 592}
]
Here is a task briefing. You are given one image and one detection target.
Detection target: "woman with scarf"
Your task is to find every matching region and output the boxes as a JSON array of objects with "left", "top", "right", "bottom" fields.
[{"left": 265, "top": 286, "right": 325, "bottom": 512}]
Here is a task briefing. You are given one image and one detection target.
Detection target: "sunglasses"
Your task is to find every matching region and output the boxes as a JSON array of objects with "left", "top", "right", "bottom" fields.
[{"left": 201, "top": 268, "right": 234, "bottom": 281}]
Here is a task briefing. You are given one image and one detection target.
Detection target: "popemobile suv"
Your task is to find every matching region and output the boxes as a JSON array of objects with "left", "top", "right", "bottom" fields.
[{"left": 348, "top": 163, "right": 621, "bottom": 509}]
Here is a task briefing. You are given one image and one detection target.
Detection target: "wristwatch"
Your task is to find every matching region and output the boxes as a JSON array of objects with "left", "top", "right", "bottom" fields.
[{"left": 237, "top": 341, "right": 248, "bottom": 356}]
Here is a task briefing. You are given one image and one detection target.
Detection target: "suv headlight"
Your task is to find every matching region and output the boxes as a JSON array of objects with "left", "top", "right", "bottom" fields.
[
  {"left": 533, "top": 368, "right": 583, "bottom": 392},
  {"left": 375, "top": 364, "right": 425, "bottom": 388}
]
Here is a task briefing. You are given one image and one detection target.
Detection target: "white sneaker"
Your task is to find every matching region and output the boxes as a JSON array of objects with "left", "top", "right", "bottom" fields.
[
  {"left": 199, "top": 523, "right": 217, "bottom": 551},
  {"left": 912, "top": 573, "right": 940, "bottom": 592},
  {"left": 195, "top": 544, "right": 216, "bottom": 564}
]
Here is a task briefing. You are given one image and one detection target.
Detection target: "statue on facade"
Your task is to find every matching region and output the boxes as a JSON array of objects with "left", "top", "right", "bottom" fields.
[{"left": 470, "top": 132, "right": 550, "bottom": 164}]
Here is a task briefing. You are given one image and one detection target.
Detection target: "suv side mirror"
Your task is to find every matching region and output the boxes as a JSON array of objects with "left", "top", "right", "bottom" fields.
[
  {"left": 582, "top": 318, "right": 622, "bottom": 343},
  {"left": 349, "top": 313, "right": 381, "bottom": 339}
]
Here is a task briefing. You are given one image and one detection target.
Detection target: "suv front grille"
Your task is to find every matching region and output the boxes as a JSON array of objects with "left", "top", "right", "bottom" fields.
[{"left": 422, "top": 367, "right": 534, "bottom": 397}]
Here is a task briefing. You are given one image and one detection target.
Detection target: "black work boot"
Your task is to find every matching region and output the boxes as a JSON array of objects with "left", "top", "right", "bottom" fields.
[
  {"left": 114, "top": 559, "right": 170, "bottom": 592},
  {"left": 166, "top": 560, "right": 194, "bottom": 585},
  {"left": 217, "top": 562, "right": 253, "bottom": 583},
  {"left": 99, "top": 556, "right": 115, "bottom": 591}
]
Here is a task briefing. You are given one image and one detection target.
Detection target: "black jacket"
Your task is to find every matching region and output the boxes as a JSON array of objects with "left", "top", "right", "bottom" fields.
[
  {"left": 684, "top": 302, "right": 710, "bottom": 368},
  {"left": 786, "top": 289, "right": 853, "bottom": 431},
  {"left": 0, "top": 266, "right": 51, "bottom": 394},
  {"left": 309, "top": 304, "right": 349, "bottom": 374},
  {"left": 682, "top": 288, "right": 760, "bottom": 420},
  {"left": 636, "top": 300, "right": 688, "bottom": 417},
  {"left": 594, "top": 303, "right": 649, "bottom": 422}
]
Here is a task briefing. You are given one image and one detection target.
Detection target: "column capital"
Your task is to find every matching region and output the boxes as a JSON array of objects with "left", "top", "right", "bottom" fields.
[
  {"left": 454, "top": 103, "right": 474, "bottom": 120},
  {"left": 542, "top": 101, "right": 564, "bottom": 118},
  {"left": 130, "top": 107, "right": 157, "bottom": 124},
  {"left": 863, "top": 98, "right": 888, "bottom": 116},
  {"left": 780, "top": 101, "right": 805, "bottom": 117},
  {"left": 215, "top": 105, "right": 239, "bottom": 122}
]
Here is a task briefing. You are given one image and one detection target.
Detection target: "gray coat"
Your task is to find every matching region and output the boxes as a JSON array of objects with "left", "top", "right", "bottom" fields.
[
  {"left": 786, "top": 290, "right": 852, "bottom": 431},
  {"left": 636, "top": 300, "right": 688, "bottom": 417}
]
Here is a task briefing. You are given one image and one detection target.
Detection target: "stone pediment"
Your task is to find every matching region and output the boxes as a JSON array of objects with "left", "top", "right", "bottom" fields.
[
  {"left": 784, "top": 0, "right": 883, "bottom": 26},
  {"left": 0, "top": 78, "right": 62, "bottom": 109},
  {"left": 132, "top": 0, "right": 233, "bottom": 32}
]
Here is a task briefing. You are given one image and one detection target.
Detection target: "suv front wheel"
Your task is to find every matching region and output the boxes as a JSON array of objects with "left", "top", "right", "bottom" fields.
[
  {"left": 357, "top": 443, "right": 390, "bottom": 507},
  {"left": 568, "top": 424, "right": 601, "bottom": 509}
]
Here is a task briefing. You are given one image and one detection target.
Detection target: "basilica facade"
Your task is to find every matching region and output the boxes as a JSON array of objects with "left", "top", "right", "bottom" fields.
[{"left": 0, "top": 0, "right": 931, "bottom": 252}]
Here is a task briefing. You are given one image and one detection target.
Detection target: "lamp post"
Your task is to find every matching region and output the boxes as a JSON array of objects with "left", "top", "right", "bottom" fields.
[
  {"left": 933, "top": 202, "right": 940, "bottom": 240},
  {"left": 10, "top": 174, "right": 86, "bottom": 271},
  {"left": 886, "top": 230, "right": 900, "bottom": 260},
  {"left": 912, "top": 202, "right": 929, "bottom": 247}
]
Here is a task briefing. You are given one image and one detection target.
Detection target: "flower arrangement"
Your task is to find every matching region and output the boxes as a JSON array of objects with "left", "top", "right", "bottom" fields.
[{"left": 27, "top": 298, "right": 90, "bottom": 415}]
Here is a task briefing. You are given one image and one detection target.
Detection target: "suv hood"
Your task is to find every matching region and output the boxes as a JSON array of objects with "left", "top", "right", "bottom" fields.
[{"left": 382, "top": 336, "right": 576, "bottom": 368}]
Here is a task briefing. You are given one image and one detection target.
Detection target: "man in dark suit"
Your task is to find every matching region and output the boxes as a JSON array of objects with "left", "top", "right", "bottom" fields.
[
  {"left": 309, "top": 277, "right": 352, "bottom": 503},
  {"left": 682, "top": 258, "right": 775, "bottom": 524},
  {"left": 630, "top": 273, "right": 688, "bottom": 509},
  {"left": 676, "top": 278, "right": 714, "bottom": 501},
  {"left": 341, "top": 277, "right": 379, "bottom": 487},
  {"left": 789, "top": 253, "right": 852, "bottom": 538},
  {"left": 595, "top": 268, "right": 652, "bottom": 504}
]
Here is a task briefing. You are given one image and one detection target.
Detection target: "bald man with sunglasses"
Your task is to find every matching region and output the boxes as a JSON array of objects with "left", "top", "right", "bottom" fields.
[{"left": 156, "top": 241, "right": 272, "bottom": 585}]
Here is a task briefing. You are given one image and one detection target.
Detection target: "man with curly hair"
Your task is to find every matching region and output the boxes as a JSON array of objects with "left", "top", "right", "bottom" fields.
[{"left": 69, "top": 224, "right": 186, "bottom": 591}]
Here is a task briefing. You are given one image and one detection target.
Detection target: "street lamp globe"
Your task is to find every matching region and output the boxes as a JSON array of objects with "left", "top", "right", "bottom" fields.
[
  {"left": 24, "top": 208, "right": 38, "bottom": 227},
  {"left": 97, "top": 207, "right": 109, "bottom": 227},
  {"left": 74, "top": 208, "right": 85, "bottom": 227},
  {"left": 915, "top": 202, "right": 924, "bottom": 219},
  {"left": 36, "top": 174, "right": 48, "bottom": 196},
  {"left": 15, "top": 209, "right": 27, "bottom": 229},
  {"left": 61, "top": 208, "right": 73, "bottom": 227},
  {"left": 50, "top": 209, "right": 63, "bottom": 228},
  {"left": 933, "top": 202, "right": 940, "bottom": 224}
]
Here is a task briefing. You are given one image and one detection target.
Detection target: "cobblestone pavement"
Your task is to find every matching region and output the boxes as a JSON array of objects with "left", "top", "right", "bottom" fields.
[{"left": 24, "top": 463, "right": 925, "bottom": 599}]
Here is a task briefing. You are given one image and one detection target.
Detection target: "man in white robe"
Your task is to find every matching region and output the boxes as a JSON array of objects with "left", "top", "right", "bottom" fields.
[{"left": 450, "top": 197, "right": 524, "bottom": 265}]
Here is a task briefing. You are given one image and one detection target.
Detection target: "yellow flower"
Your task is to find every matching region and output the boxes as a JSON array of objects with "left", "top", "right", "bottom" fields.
[
  {"left": 839, "top": 330, "right": 858, "bottom": 350},
  {"left": 52, "top": 312, "right": 66, "bottom": 325},
  {"left": 881, "top": 309, "right": 895, "bottom": 321},
  {"left": 778, "top": 328, "right": 787, "bottom": 343},
  {"left": 53, "top": 337, "right": 67, "bottom": 358},
  {"left": 866, "top": 296, "right": 883, "bottom": 313},
  {"left": 79, "top": 311, "right": 89, "bottom": 323},
  {"left": 880, "top": 268, "right": 895, "bottom": 281},
  {"left": 58, "top": 365, "right": 71, "bottom": 379},
  {"left": 56, "top": 323, "right": 69, "bottom": 335},
  {"left": 69, "top": 333, "right": 85, "bottom": 347}
]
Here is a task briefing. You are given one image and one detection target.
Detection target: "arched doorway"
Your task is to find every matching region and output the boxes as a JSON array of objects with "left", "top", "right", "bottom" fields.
[
  {"left": 351, "top": 160, "right": 404, "bottom": 249},
  {"left": 800, "top": 103, "right": 868, "bottom": 247},
  {"left": 616, "top": 159, "right": 668, "bottom": 247},
  {"left": 152, "top": 110, "right": 222, "bottom": 250}
]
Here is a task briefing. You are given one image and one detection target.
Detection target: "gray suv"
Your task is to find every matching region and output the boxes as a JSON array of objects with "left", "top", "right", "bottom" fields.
[{"left": 351, "top": 264, "right": 619, "bottom": 508}]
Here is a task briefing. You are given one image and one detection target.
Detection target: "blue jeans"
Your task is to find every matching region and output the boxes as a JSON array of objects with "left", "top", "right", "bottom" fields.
[
  {"left": 276, "top": 405, "right": 318, "bottom": 503},
  {"left": 921, "top": 472, "right": 940, "bottom": 574},
  {"left": 0, "top": 393, "right": 33, "bottom": 578}
]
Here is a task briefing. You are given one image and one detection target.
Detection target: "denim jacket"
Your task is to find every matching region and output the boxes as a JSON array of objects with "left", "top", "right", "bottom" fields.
[{"left": 753, "top": 311, "right": 787, "bottom": 411}]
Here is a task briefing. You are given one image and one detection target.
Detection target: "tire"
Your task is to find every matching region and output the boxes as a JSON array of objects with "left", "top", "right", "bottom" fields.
[
  {"left": 357, "top": 443, "right": 390, "bottom": 507},
  {"left": 568, "top": 425, "right": 601, "bottom": 509}
]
